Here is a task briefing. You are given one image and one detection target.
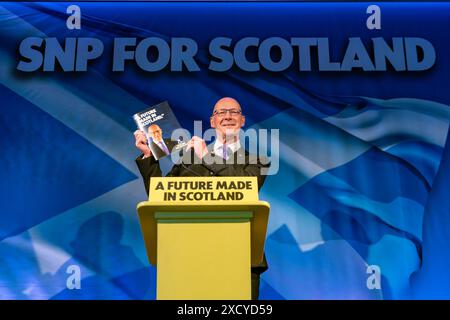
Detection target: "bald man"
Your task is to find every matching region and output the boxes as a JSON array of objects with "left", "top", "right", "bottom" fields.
[
  {"left": 147, "top": 124, "right": 175, "bottom": 160},
  {"left": 134, "top": 97, "right": 270, "bottom": 299}
]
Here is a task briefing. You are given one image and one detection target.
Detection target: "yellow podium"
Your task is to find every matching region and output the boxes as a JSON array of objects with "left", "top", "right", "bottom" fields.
[{"left": 137, "top": 176, "right": 270, "bottom": 300}]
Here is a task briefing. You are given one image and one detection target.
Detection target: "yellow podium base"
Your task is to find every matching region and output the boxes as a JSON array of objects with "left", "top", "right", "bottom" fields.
[{"left": 157, "top": 215, "right": 251, "bottom": 300}]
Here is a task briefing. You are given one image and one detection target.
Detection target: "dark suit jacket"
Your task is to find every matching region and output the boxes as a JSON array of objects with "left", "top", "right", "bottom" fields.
[
  {"left": 148, "top": 138, "right": 178, "bottom": 160},
  {"left": 135, "top": 145, "right": 270, "bottom": 275}
]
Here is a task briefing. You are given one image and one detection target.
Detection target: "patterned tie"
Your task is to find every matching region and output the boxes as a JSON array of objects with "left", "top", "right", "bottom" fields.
[
  {"left": 158, "top": 141, "right": 170, "bottom": 155},
  {"left": 222, "top": 144, "right": 229, "bottom": 160}
]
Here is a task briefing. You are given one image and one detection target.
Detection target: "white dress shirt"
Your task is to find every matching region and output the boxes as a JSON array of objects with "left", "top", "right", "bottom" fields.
[{"left": 213, "top": 140, "right": 241, "bottom": 160}]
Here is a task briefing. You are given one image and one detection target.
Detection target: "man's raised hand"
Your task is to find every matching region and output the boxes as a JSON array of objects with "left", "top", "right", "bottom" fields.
[{"left": 134, "top": 130, "right": 152, "bottom": 159}]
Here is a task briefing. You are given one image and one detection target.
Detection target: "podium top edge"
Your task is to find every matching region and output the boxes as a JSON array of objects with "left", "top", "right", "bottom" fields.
[{"left": 137, "top": 200, "right": 270, "bottom": 210}]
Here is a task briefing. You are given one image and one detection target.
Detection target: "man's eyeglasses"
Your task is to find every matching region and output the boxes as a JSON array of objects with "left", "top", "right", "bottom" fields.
[{"left": 212, "top": 109, "right": 242, "bottom": 117}]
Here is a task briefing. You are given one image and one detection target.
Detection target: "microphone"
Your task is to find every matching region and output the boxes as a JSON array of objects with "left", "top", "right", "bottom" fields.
[{"left": 178, "top": 146, "right": 202, "bottom": 177}]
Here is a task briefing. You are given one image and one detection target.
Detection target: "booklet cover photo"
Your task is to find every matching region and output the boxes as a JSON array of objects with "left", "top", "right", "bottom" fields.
[{"left": 133, "top": 101, "right": 186, "bottom": 160}]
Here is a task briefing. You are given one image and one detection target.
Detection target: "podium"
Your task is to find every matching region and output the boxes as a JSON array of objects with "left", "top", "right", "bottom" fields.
[{"left": 137, "top": 176, "right": 270, "bottom": 300}]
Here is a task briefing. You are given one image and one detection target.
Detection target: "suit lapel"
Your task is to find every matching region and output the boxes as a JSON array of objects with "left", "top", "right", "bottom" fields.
[{"left": 204, "top": 143, "right": 249, "bottom": 174}]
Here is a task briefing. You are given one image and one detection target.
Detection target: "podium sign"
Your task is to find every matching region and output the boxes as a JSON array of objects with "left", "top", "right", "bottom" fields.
[
  {"left": 148, "top": 177, "right": 259, "bottom": 202},
  {"left": 137, "top": 176, "right": 270, "bottom": 300}
]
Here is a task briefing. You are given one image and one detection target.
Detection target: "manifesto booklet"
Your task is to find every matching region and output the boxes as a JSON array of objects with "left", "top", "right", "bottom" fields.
[{"left": 133, "top": 101, "right": 186, "bottom": 160}]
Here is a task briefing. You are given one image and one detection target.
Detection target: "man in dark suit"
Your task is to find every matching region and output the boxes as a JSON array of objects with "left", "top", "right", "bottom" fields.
[
  {"left": 134, "top": 97, "right": 269, "bottom": 300},
  {"left": 147, "top": 124, "right": 177, "bottom": 160}
]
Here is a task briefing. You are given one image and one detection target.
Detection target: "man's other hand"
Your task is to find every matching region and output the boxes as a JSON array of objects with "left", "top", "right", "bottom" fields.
[
  {"left": 134, "top": 130, "right": 152, "bottom": 159},
  {"left": 186, "top": 136, "right": 208, "bottom": 160}
]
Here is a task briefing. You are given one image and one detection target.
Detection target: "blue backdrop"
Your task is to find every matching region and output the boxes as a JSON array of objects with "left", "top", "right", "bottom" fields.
[{"left": 1, "top": 1, "right": 450, "bottom": 299}]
